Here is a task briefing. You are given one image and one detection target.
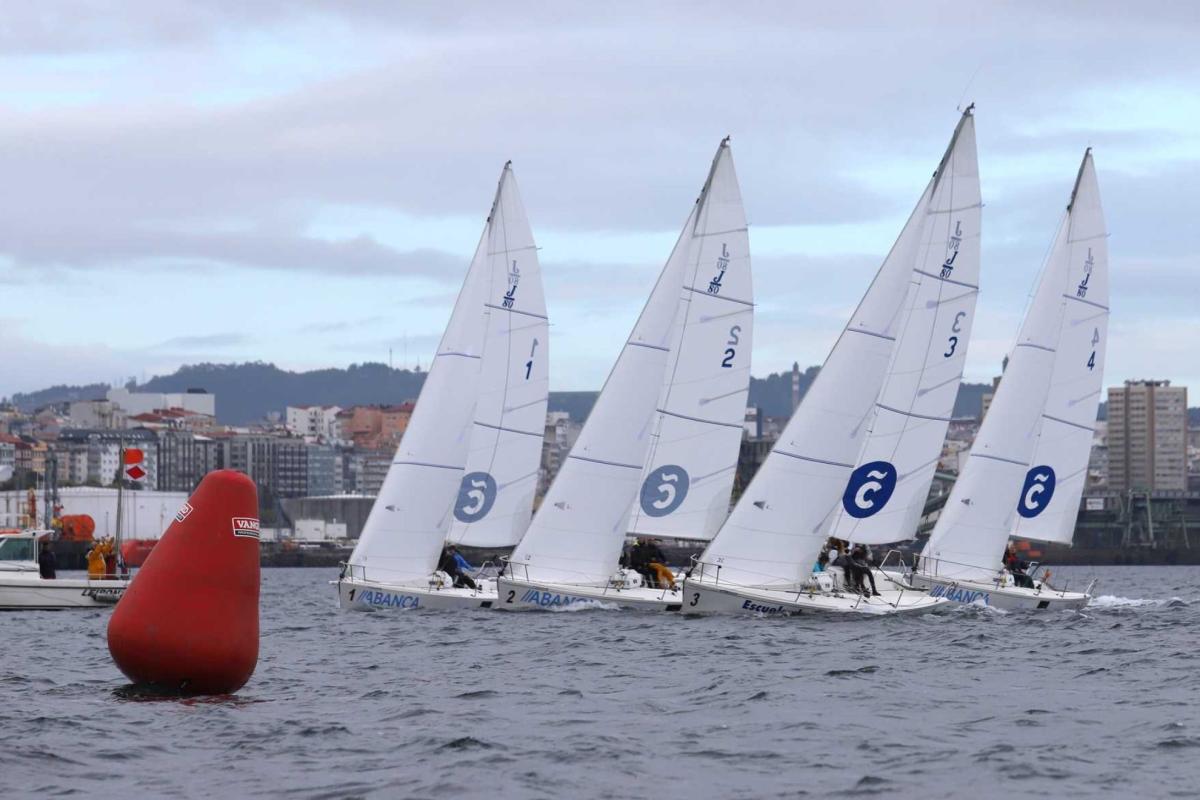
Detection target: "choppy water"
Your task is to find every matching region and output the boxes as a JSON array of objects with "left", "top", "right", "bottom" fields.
[{"left": 3, "top": 566, "right": 1199, "bottom": 799}]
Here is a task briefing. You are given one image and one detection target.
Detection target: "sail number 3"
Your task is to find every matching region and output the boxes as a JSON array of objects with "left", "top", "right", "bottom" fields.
[{"left": 944, "top": 311, "right": 966, "bottom": 358}]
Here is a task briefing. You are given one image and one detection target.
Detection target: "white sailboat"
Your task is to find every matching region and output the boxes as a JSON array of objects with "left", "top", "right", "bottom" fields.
[
  {"left": 912, "top": 150, "right": 1106, "bottom": 611},
  {"left": 682, "top": 108, "right": 978, "bottom": 616},
  {"left": 497, "top": 139, "right": 749, "bottom": 610},
  {"left": 337, "top": 162, "right": 547, "bottom": 610}
]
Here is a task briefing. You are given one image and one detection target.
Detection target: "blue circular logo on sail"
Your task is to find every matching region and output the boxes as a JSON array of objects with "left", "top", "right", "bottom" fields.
[
  {"left": 453, "top": 472, "right": 497, "bottom": 523},
  {"left": 1018, "top": 465, "right": 1056, "bottom": 518},
  {"left": 639, "top": 465, "right": 690, "bottom": 517},
  {"left": 842, "top": 461, "right": 897, "bottom": 519}
]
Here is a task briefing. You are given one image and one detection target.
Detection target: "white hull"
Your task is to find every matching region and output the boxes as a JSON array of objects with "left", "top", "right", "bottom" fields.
[
  {"left": 495, "top": 576, "right": 684, "bottom": 611},
  {"left": 911, "top": 573, "right": 1090, "bottom": 611},
  {"left": 0, "top": 573, "right": 127, "bottom": 609},
  {"left": 336, "top": 575, "right": 498, "bottom": 611},
  {"left": 679, "top": 574, "right": 947, "bottom": 616}
]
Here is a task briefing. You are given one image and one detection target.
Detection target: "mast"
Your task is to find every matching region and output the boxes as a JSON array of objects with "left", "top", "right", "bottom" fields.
[{"left": 114, "top": 436, "right": 125, "bottom": 573}]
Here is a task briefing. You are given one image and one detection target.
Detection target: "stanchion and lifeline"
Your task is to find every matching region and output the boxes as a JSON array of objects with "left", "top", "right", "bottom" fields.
[{"left": 107, "top": 470, "right": 261, "bottom": 694}]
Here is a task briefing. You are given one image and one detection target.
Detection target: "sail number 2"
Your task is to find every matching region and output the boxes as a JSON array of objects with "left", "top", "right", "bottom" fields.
[
  {"left": 721, "top": 325, "right": 741, "bottom": 368},
  {"left": 944, "top": 312, "right": 966, "bottom": 358}
]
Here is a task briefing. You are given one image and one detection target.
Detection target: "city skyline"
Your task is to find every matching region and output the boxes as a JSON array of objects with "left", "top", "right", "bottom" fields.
[{"left": 0, "top": 3, "right": 1196, "bottom": 400}]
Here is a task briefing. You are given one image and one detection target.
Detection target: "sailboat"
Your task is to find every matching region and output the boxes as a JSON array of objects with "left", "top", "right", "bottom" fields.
[
  {"left": 497, "top": 138, "right": 750, "bottom": 610},
  {"left": 337, "top": 162, "right": 547, "bottom": 610},
  {"left": 910, "top": 150, "right": 1106, "bottom": 611},
  {"left": 682, "top": 108, "right": 978, "bottom": 616}
]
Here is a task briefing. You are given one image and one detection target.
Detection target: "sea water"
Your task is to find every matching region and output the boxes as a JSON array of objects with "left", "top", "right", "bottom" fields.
[{"left": 2, "top": 566, "right": 1198, "bottom": 798}]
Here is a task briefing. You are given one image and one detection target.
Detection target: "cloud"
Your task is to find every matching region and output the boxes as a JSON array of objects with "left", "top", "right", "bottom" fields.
[
  {"left": 0, "top": 3, "right": 1195, "bottom": 397},
  {"left": 152, "top": 332, "right": 250, "bottom": 349}
]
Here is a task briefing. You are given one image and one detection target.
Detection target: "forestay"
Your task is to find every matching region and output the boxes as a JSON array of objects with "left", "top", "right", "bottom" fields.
[
  {"left": 508, "top": 142, "right": 735, "bottom": 585},
  {"left": 628, "top": 143, "right": 751, "bottom": 543},
  {"left": 1013, "top": 152, "right": 1108, "bottom": 545},
  {"left": 923, "top": 150, "right": 1104, "bottom": 580},
  {"left": 447, "top": 165, "right": 549, "bottom": 548},
  {"left": 695, "top": 114, "right": 978, "bottom": 588},
  {"left": 346, "top": 168, "right": 498, "bottom": 585},
  {"left": 830, "top": 109, "right": 981, "bottom": 547}
]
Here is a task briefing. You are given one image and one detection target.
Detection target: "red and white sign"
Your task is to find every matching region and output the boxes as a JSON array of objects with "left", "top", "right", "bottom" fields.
[
  {"left": 124, "top": 448, "right": 146, "bottom": 482},
  {"left": 231, "top": 517, "right": 261, "bottom": 540},
  {"left": 175, "top": 502, "right": 194, "bottom": 523}
]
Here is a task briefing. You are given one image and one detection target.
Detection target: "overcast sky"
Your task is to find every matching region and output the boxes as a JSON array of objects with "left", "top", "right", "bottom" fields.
[{"left": 0, "top": 2, "right": 1196, "bottom": 401}]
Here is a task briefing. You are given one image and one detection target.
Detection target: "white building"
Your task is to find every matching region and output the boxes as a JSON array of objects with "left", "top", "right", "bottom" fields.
[
  {"left": 286, "top": 405, "right": 342, "bottom": 441},
  {"left": 107, "top": 387, "right": 216, "bottom": 418},
  {"left": 0, "top": 487, "right": 189, "bottom": 540},
  {"left": 293, "top": 518, "right": 349, "bottom": 542},
  {"left": 68, "top": 400, "right": 126, "bottom": 430}
]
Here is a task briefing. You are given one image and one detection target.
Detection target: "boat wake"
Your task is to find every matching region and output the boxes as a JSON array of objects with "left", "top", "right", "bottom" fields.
[{"left": 1089, "top": 595, "right": 1189, "bottom": 609}]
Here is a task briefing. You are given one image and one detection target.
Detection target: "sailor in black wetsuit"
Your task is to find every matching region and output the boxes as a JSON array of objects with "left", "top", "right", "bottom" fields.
[{"left": 850, "top": 544, "right": 880, "bottom": 597}]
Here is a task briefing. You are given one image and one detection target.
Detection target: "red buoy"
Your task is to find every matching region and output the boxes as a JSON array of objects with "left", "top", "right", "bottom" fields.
[{"left": 107, "top": 470, "right": 260, "bottom": 694}]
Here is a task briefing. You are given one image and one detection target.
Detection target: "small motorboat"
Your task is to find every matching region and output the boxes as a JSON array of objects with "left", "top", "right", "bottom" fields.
[{"left": 0, "top": 530, "right": 127, "bottom": 610}]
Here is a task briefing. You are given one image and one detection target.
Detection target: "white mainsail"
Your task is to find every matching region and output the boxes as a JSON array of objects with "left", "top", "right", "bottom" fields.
[
  {"left": 830, "top": 109, "right": 982, "bottom": 546},
  {"left": 1013, "top": 151, "right": 1108, "bottom": 545},
  {"left": 347, "top": 166, "right": 509, "bottom": 585},
  {"left": 628, "top": 142, "right": 751, "bottom": 542},
  {"left": 694, "top": 113, "right": 975, "bottom": 588},
  {"left": 508, "top": 141, "right": 738, "bottom": 585},
  {"left": 447, "top": 164, "right": 549, "bottom": 548},
  {"left": 924, "top": 151, "right": 1106, "bottom": 580}
]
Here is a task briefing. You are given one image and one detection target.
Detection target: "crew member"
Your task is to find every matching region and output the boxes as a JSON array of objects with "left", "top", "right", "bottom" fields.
[
  {"left": 438, "top": 545, "right": 478, "bottom": 590},
  {"left": 1003, "top": 542, "right": 1034, "bottom": 589},
  {"left": 643, "top": 538, "right": 675, "bottom": 590},
  {"left": 850, "top": 544, "right": 880, "bottom": 597},
  {"left": 38, "top": 542, "right": 57, "bottom": 580}
]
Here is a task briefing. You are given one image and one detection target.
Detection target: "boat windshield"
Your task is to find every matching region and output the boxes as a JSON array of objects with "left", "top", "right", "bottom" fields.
[{"left": 0, "top": 536, "right": 36, "bottom": 563}]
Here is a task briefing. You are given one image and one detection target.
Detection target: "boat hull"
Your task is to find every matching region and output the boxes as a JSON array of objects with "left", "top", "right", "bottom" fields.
[
  {"left": 495, "top": 576, "right": 684, "bottom": 611},
  {"left": 336, "top": 575, "right": 497, "bottom": 611},
  {"left": 679, "top": 576, "right": 947, "bottom": 616},
  {"left": 910, "top": 573, "right": 1090, "bottom": 611},
  {"left": 0, "top": 573, "right": 127, "bottom": 609}
]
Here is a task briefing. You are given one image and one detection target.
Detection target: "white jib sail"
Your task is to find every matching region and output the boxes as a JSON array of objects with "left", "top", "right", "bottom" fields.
[
  {"left": 1013, "top": 151, "right": 1108, "bottom": 545},
  {"left": 829, "top": 108, "right": 982, "bottom": 547},
  {"left": 695, "top": 125, "right": 962, "bottom": 588},
  {"left": 447, "top": 164, "right": 549, "bottom": 548},
  {"left": 628, "top": 141, "right": 751, "bottom": 543},
  {"left": 346, "top": 170, "right": 499, "bottom": 586},
  {"left": 922, "top": 151, "right": 1104, "bottom": 580},
  {"left": 508, "top": 142, "right": 734, "bottom": 586}
]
